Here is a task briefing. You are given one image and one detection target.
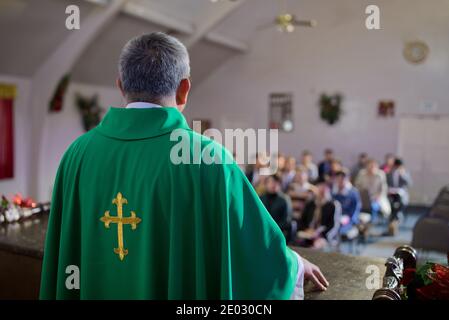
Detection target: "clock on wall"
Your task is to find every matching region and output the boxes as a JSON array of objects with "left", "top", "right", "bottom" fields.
[{"left": 403, "top": 41, "right": 429, "bottom": 65}]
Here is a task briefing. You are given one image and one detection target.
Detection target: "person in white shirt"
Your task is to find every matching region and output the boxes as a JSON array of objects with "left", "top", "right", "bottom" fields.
[{"left": 355, "top": 159, "right": 391, "bottom": 222}]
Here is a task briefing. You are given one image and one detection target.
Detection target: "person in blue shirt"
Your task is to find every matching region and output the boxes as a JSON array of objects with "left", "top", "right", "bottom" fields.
[{"left": 332, "top": 170, "right": 362, "bottom": 237}]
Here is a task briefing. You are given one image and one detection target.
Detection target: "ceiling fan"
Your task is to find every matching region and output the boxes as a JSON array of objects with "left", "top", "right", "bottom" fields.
[
  {"left": 209, "top": 0, "right": 317, "bottom": 33},
  {"left": 258, "top": 0, "right": 318, "bottom": 33},
  {"left": 273, "top": 13, "right": 317, "bottom": 32}
]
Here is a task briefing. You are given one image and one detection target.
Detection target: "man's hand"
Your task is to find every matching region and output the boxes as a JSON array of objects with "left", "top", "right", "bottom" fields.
[{"left": 302, "top": 257, "right": 329, "bottom": 291}]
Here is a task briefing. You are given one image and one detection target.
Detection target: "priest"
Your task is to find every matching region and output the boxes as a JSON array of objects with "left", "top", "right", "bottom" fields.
[{"left": 40, "top": 32, "right": 328, "bottom": 299}]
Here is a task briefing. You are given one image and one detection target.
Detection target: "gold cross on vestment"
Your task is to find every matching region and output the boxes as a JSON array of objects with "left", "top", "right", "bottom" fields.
[{"left": 100, "top": 192, "right": 141, "bottom": 261}]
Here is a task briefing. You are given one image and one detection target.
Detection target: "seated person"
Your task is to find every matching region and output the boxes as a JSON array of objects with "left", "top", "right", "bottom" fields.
[
  {"left": 245, "top": 153, "right": 263, "bottom": 186},
  {"left": 297, "top": 183, "right": 341, "bottom": 249},
  {"left": 288, "top": 166, "right": 317, "bottom": 220},
  {"left": 355, "top": 159, "right": 391, "bottom": 222},
  {"left": 328, "top": 158, "right": 344, "bottom": 186},
  {"left": 318, "top": 148, "right": 334, "bottom": 183},
  {"left": 350, "top": 152, "right": 368, "bottom": 182},
  {"left": 260, "top": 175, "right": 294, "bottom": 241},
  {"left": 288, "top": 166, "right": 317, "bottom": 199},
  {"left": 246, "top": 153, "right": 270, "bottom": 195},
  {"left": 380, "top": 153, "right": 395, "bottom": 174},
  {"left": 276, "top": 152, "right": 287, "bottom": 173},
  {"left": 300, "top": 150, "right": 318, "bottom": 182},
  {"left": 281, "top": 156, "right": 297, "bottom": 192},
  {"left": 254, "top": 175, "right": 267, "bottom": 196},
  {"left": 386, "top": 158, "right": 412, "bottom": 235},
  {"left": 332, "top": 171, "right": 362, "bottom": 239}
]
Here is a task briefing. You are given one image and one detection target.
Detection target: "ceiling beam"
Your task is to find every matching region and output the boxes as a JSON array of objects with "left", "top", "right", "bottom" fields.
[
  {"left": 86, "top": 0, "right": 248, "bottom": 52},
  {"left": 183, "top": 0, "right": 248, "bottom": 49},
  {"left": 123, "top": 1, "right": 195, "bottom": 34},
  {"left": 205, "top": 32, "right": 248, "bottom": 52}
]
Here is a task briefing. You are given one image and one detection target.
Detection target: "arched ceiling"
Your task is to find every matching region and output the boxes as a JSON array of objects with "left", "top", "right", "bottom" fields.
[
  {"left": 0, "top": 0, "right": 250, "bottom": 87},
  {"left": 1, "top": 0, "right": 449, "bottom": 87},
  {"left": 0, "top": 0, "right": 96, "bottom": 76}
]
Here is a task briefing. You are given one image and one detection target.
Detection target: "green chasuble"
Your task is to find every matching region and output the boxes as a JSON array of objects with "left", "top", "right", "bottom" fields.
[{"left": 40, "top": 107, "right": 298, "bottom": 300}]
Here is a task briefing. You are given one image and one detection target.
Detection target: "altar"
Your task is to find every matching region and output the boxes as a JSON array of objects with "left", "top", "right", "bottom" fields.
[
  {"left": 0, "top": 214, "right": 385, "bottom": 300},
  {"left": 291, "top": 247, "right": 385, "bottom": 300}
]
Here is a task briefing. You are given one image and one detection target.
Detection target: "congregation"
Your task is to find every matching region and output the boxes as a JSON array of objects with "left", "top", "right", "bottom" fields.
[{"left": 245, "top": 150, "right": 413, "bottom": 249}]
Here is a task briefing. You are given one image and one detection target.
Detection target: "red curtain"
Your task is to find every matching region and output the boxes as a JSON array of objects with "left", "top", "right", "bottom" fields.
[{"left": 0, "top": 84, "right": 15, "bottom": 179}]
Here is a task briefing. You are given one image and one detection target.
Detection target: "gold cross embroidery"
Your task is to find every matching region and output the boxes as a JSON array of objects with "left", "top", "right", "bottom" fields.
[{"left": 100, "top": 192, "right": 141, "bottom": 261}]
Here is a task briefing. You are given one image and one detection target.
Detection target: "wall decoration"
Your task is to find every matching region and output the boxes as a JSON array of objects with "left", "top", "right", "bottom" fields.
[
  {"left": 0, "top": 83, "right": 16, "bottom": 180},
  {"left": 404, "top": 41, "right": 429, "bottom": 65},
  {"left": 269, "top": 93, "right": 294, "bottom": 132},
  {"left": 49, "top": 74, "right": 70, "bottom": 112},
  {"left": 378, "top": 100, "right": 395, "bottom": 117},
  {"left": 319, "top": 93, "right": 343, "bottom": 125},
  {"left": 75, "top": 93, "right": 104, "bottom": 131}
]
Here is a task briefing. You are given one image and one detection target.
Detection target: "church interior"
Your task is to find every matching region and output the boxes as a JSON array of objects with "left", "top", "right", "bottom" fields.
[{"left": 1, "top": 0, "right": 449, "bottom": 300}]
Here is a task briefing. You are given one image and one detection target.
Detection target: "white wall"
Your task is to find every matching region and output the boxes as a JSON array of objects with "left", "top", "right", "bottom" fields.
[
  {"left": 186, "top": 0, "right": 449, "bottom": 169},
  {"left": 38, "top": 82, "right": 123, "bottom": 201},
  {"left": 399, "top": 117, "right": 449, "bottom": 205},
  {"left": 0, "top": 75, "right": 32, "bottom": 197}
]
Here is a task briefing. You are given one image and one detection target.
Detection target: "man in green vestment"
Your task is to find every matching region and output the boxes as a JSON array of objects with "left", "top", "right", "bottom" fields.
[{"left": 40, "top": 32, "right": 328, "bottom": 299}]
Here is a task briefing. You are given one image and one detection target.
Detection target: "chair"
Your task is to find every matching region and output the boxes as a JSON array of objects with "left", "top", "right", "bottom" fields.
[{"left": 412, "top": 185, "right": 449, "bottom": 253}]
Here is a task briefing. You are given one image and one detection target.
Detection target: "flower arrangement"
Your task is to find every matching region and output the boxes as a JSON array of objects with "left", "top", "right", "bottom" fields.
[
  {"left": 373, "top": 246, "right": 449, "bottom": 300},
  {"left": 402, "top": 262, "right": 449, "bottom": 300},
  {"left": 319, "top": 93, "right": 343, "bottom": 125},
  {"left": 0, "top": 193, "right": 48, "bottom": 224}
]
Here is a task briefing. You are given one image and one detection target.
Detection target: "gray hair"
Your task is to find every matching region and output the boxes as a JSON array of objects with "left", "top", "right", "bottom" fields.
[{"left": 118, "top": 32, "right": 190, "bottom": 103}]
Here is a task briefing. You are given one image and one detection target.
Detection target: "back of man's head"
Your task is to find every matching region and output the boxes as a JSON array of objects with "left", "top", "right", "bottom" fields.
[{"left": 118, "top": 32, "right": 190, "bottom": 104}]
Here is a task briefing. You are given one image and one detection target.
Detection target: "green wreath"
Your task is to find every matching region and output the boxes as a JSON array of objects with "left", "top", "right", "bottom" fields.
[
  {"left": 75, "top": 93, "right": 104, "bottom": 132},
  {"left": 319, "top": 93, "right": 343, "bottom": 125}
]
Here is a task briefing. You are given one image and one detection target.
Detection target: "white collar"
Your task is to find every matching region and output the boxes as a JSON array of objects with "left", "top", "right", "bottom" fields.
[{"left": 125, "top": 102, "right": 163, "bottom": 109}]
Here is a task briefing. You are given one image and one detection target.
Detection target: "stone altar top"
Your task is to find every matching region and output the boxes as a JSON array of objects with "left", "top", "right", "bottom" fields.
[
  {"left": 293, "top": 247, "right": 385, "bottom": 300},
  {"left": 0, "top": 214, "right": 47, "bottom": 259},
  {"left": 0, "top": 214, "right": 386, "bottom": 300}
]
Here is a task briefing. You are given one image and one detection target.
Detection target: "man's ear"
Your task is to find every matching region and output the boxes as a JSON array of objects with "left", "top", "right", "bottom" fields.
[
  {"left": 116, "top": 78, "right": 125, "bottom": 97},
  {"left": 176, "top": 78, "right": 191, "bottom": 107}
]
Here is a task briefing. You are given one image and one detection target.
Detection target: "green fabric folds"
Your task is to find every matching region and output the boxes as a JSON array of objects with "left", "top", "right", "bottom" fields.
[{"left": 40, "top": 107, "right": 298, "bottom": 300}]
